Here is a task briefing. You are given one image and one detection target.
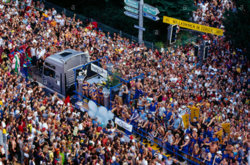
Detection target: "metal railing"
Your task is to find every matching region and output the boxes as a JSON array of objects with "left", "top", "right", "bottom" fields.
[{"left": 132, "top": 124, "right": 204, "bottom": 165}]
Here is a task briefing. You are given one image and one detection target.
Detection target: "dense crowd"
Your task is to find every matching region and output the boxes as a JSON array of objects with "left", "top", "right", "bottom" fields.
[
  {"left": 0, "top": 0, "right": 180, "bottom": 165},
  {"left": 0, "top": 0, "right": 249, "bottom": 165},
  {"left": 103, "top": 1, "right": 249, "bottom": 165},
  {"left": 0, "top": 68, "right": 179, "bottom": 165},
  {"left": 193, "top": 0, "right": 235, "bottom": 28}
]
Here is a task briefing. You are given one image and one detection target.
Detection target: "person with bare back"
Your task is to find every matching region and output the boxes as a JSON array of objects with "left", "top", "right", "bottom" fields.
[
  {"left": 210, "top": 141, "right": 218, "bottom": 157},
  {"left": 134, "top": 79, "right": 143, "bottom": 108}
]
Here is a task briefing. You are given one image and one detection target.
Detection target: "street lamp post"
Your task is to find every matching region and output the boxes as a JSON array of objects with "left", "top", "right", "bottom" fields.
[{"left": 138, "top": 0, "right": 144, "bottom": 44}]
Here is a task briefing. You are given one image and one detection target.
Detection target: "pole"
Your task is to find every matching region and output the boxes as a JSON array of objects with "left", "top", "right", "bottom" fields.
[
  {"left": 3, "top": 133, "right": 7, "bottom": 161},
  {"left": 138, "top": 0, "right": 144, "bottom": 44}
]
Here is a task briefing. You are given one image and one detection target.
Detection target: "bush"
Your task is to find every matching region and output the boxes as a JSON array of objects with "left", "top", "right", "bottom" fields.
[{"left": 154, "top": 42, "right": 165, "bottom": 49}]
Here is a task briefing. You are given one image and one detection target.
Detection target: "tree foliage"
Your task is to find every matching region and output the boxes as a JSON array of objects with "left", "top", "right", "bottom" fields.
[
  {"left": 48, "top": 0, "right": 196, "bottom": 43},
  {"left": 223, "top": 0, "right": 250, "bottom": 54},
  {"left": 145, "top": 0, "right": 196, "bottom": 21}
]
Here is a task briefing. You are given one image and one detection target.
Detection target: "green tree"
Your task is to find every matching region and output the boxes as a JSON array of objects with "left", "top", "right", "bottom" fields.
[
  {"left": 223, "top": 0, "right": 250, "bottom": 55},
  {"left": 145, "top": 0, "right": 196, "bottom": 21}
]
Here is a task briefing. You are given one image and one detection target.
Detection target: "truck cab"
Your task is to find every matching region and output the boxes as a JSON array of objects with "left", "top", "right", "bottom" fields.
[{"left": 42, "top": 49, "right": 90, "bottom": 96}]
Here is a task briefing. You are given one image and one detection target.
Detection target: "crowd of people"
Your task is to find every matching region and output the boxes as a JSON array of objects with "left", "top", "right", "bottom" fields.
[
  {"left": 0, "top": 68, "right": 180, "bottom": 165},
  {"left": 193, "top": 0, "right": 235, "bottom": 28},
  {"left": 0, "top": 0, "right": 181, "bottom": 165},
  {"left": 0, "top": 0, "right": 249, "bottom": 165},
  {"left": 98, "top": 0, "right": 249, "bottom": 165}
]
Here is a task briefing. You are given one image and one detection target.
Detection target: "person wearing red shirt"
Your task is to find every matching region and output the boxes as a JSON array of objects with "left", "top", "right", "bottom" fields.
[
  {"left": 18, "top": 122, "right": 24, "bottom": 133},
  {"left": 197, "top": 95, "right": 202, "bottom": 102},
  {"left": 102, "top": 136, "right": 108, "bottom": 146}
]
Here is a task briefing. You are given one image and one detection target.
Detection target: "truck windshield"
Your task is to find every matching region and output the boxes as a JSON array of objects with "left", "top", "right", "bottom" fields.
[
  {"left": 44, "top": 67, "right": 55, "bottom": 78},
  {"left": 44, "top": 62, "right": 56, "bottom": 69}
]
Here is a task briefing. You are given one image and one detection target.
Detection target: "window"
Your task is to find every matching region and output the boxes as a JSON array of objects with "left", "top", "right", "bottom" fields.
[
  {"left": 44, "top": 67, "right": 55, "bottom": 78},
  {"left": 44, "top": 62, "right": 56, "bottom": 69},
  {"left": 60, "top": 52, "right": 71, "bottom": 57}
]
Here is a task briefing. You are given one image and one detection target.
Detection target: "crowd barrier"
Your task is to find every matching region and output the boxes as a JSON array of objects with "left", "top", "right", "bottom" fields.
[{"left": 131, "top": 124, "right": 204, "bottom": 165}]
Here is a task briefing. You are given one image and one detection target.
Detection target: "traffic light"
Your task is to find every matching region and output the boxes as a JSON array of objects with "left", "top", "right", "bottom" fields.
[
  {"left": 194, "top": 45, "right": 199, "bottom": 57},
  {"left": 203, "top": 45, "right": 209, "bottom": 60},
  {"left": 170, "top": 24, "right": 178, "bottom": 44}
]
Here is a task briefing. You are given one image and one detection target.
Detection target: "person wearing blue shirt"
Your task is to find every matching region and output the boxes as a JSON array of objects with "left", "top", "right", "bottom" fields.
[
  {"left": 137, "top": 110, "right": 147, "bottom": 129},
  {"left": 165, "top": 109, "right": 173, "bottom": 125},
  {"left": 158, "top": 102, "right": 166, "bottom": 117},
  {"left": 180, "top": 136, "right": 190, "bottom": 154},
  {"left": 111, "top": 162, "right": 119, "bottom": 165},
  {"left": 172, "top": 115, "right": 181, "bottom": 130},
  {"left": 139, "top": 145, "right": 144, "bottom": 155},
  {"left": 185, "top": 127, "right": 192, "bottom": 134},
  {"left": 222, "top": 150, "right": 229, "bottom": 159},
  {"left": 137, "top": 96, "right": 144, "bottom": 111},
  {"left": 203, "top": 137, "right": 211, "bottom": 149},
  {"left": 92, "top": 118, "right": 98, "bottom": 126},
  {"left": 129, "top": 108, "right": 140, "bottom": 126},
  {"left": 211, "top": 134, "right": 219, "bottom": 143},
  {"left": 198, "top": 134, "right": 205, "bottom": 146},
  {"left": 149, "top": 100, "right": 157, "bottom": 114},
  {"left": 0, "top": 107, "right": 3, "bottom": 119},
  {"left": 22, "top": 18, "right": 28, "bottom": 24},
  {"left": 212, "top": 151, "right": 222, "bottom": 165},
  {"left": 204, "top": 152, "right": 213, "bottom": 165},
  {"left": 206, "top": 126, "right": 214, "bottom": 138},
  {"left": 139, "top": 110, "right": 147, "bottom": 121}
]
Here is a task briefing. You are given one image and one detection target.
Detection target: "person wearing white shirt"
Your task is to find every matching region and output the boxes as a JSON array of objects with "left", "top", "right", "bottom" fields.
[
  {"left": 26, "top": 0, "right": 32, "bottom": 6},
  {"left": 195, "top": 69, "right": 201, "bottom": 75},
  {"left": 1, "top": 120, "right": 6, "bottom": 128},
  {"left": 158, "top": 104, "right": 166, "bottom": 117},
  {"left": 42, "top": 122, "right": 48, "bottom": 130},
  {"left": 193, "top": 12, "right": 199, "bottom": 22},
  {"left": 78, "top": 123, "right": 83, "bottom": 131},
  {"left": 59, "top": 18, "right": 65, "bottom": 27},
  {"left": 0, "top": 4, "right": 4, "bottom": 10},
  {"left": 165, "top": 157, "right": 174, "bottom": 165},
  {"left": 0, "top": 145, "right": 5, "bottom": 158},
  {"left": 142, "top": 158, "right": 148, "bottom": 165},
  {"left": 0, "top": 38, "right": 3, "bottom": 47},
  {"left": 30, "top": 46, "right": 37, "bottom": 57},
  {"left": 52, "top": 8, "right": 57, "bottom": 16},
  {"left": 37, "top": 47, "right": 46, "bottom": 59}
]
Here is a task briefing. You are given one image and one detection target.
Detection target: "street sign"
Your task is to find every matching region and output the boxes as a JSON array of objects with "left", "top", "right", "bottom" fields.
[
  {"left": 124, "top": 0, "right": 138, "bottom": 9},
  {"left": 143, "top": 4, "right": 159, "bottom": 16},
  {"left": 143, "top": 12, "right": 159, "bottom": 21},
  {"left": 134, "top": 25, "right": 145, "bottom": 31},
  {"left": 124, "top": 0, "right": 160, "bottom": 16},
  {"left": 124, "top": 0, "right": 160, "bottom": 43},
  {"left": 124, "top": 11, "right": 138, "bottom": 19},
  {"left": 124, "top": 6, "right": 138, "bottom": 14}
]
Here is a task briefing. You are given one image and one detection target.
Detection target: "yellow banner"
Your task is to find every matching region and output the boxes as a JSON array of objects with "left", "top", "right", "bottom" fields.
[
  {"left": 182, "top": 114, "right": 190, "bottom": 129},
  {"left": 222, "top": 123, "right": 230, "bottom": 134},
  {"left": 163, "top": 16, "right": 224, "bottom": 36},
  {"left": 215, "top": 129, "right": 223, "bottom": 143},
  {"left": 190, "top": 106, "right": 200, "bottom": 122}
]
